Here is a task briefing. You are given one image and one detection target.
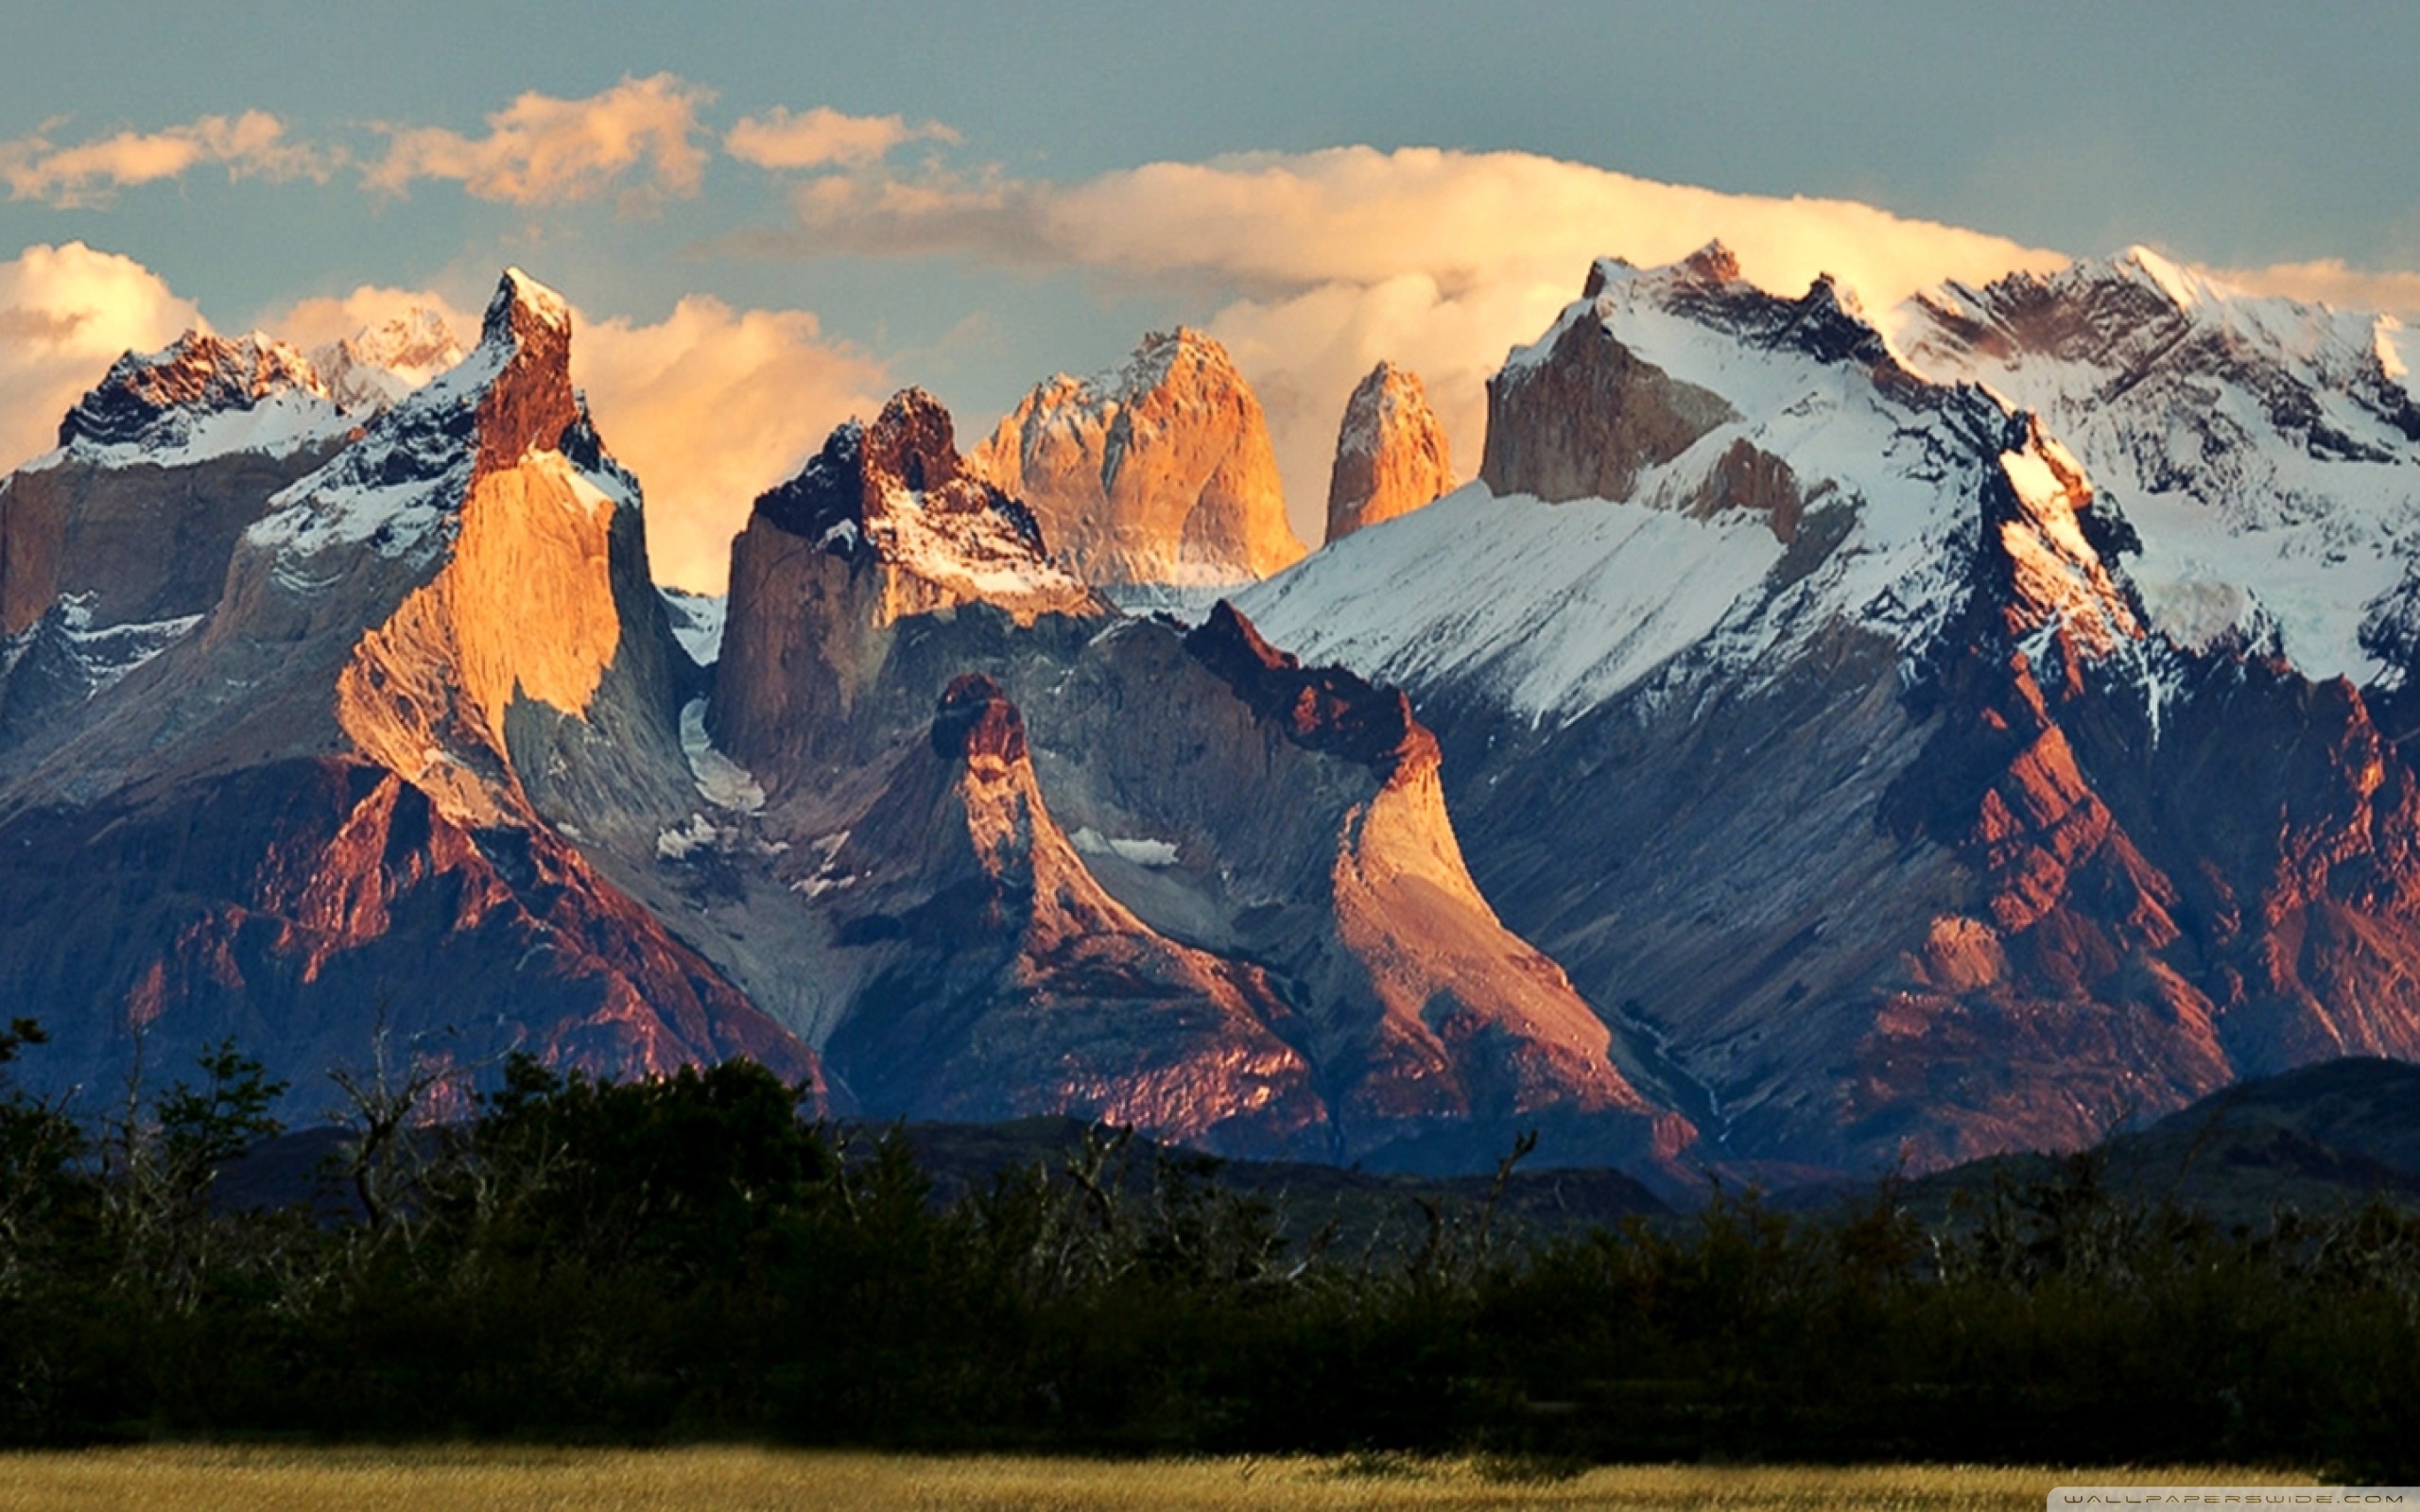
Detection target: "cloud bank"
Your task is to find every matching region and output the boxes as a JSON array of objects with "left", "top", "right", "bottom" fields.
[
  {"left": 2217, "top": 258, "right": 2420, "bottom": 324},
  {"left": 570, "top": 297, "right": 888, "bottom": 591}
]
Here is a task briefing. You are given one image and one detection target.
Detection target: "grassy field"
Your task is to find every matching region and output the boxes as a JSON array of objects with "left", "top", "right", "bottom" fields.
[{"left": 0, "top": 1448, "right": 2315, "bottom": 1512}]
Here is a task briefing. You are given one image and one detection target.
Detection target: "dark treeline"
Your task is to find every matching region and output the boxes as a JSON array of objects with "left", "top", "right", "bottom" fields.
[{"left": 2, "top": 1021, "right": 2417, "bottom": 1476}]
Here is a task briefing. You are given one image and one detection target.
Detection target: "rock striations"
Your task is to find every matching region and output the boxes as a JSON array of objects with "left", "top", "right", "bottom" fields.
[
  {"left": 1324, "top": 362, "right": 1454, "bottom": 543},
  {"left": 969, "top": 328, "right": 1305, "bottom": 590}
]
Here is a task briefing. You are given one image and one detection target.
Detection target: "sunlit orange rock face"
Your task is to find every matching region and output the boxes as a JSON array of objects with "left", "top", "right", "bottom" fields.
[
  {"left": 1324, "top": 362, "right": 1454, "bottom": 543},
  {"left": 969, "top": 328, "right": 1305, "bottom": 587},
  {"left": 1171, "top": 604, "right": 1678, "bottom": 1164},
  {"left": 0, "top": 268, "right": 821, "bottom": 1112}
]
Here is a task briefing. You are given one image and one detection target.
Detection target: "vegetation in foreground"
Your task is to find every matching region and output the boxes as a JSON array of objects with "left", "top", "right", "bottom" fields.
[
  {"left": 0, "top": 1021, "right": 2412, "bottom": 1475},
  {"left": 0, "top": 1449, "right": 2317, "bottom": 1512}
]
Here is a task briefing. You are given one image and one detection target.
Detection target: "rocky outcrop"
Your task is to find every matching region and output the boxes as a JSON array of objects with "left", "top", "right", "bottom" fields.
[
  {"left": 0, "top": 333, "right": 356, "bottom": 750},
  {"left": 817, "top": 676, "right": 1324, "bottom": 1156},
  {"left": 2, "top": 333, "right": 349, "bottom": 641},
  {"left": 969, "top": 328, "right": 1305, "bottom": 588},
  {"left": 1324, "top": 362, "right": 1453, "bottom": 542},
  {"left": 1480, "top": 253, "right": 1740, "bottom": 504},
  {"left": 712, "top": 389, "right": 1105, "bottom": 790},
  {"left": 54, "top": 332, "right": 336, "bottom": 455}
]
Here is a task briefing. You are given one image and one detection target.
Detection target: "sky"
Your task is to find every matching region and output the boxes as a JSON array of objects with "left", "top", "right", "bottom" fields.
[{"left": 5, "top": 0, "right": 2418, "bottom": 589}]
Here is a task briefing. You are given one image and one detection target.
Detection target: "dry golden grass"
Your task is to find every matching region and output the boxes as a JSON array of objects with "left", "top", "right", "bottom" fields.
[{"left": 0, "top": 1447, "right": 2310, "bottom": 1512}]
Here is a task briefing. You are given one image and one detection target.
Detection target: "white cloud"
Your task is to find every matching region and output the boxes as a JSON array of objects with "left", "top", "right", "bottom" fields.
[
  {"left": 363, "top": 75, "right": 714, "bottom": 207},
  {"left": 0, "top": 242, "right": 202, "bottom": 471},
  {"left": 0, "top": 112, "right": 330, "bottom": 208},
  {"left": 764, "top": 146, "right": 2070, "bottom": 538},
  {"left": 724, "top": 106, "right": 956, "bottom": 170}
]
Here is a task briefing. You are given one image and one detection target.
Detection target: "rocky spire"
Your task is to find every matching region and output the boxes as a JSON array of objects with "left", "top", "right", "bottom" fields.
[
  {"left": 969, "top": 328, "right": 1306, "bottom": 588},
  {"left": 1323, "top": 362, "right": 1454, "bottom": 543}
]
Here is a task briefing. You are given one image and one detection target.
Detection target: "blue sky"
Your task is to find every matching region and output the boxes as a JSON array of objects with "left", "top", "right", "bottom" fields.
[{"left": 5, "top": 1, "right": 2416, "bottom": 584}]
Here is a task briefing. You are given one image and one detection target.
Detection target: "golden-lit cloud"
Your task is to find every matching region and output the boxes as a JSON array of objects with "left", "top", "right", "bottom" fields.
[
  {"left": 0, "top": 112, "right": 331, "bottom": 208},
  {"left": 724, "top": 106, "right": 957, "bottom": 171},
  {"left": 0, "top": 242, "right": 202, "bottom": 470},
  {"left": 363, "top": 75, "right": 714, "bottom": 206},
  {"left": 267, "top": 284, "right": 475, "bottom": 355},
  {"left": 759, "top": 146, "right": 2070, "bottom": 536},
  {"left": 2216, "top": 258, "right": 2420, "bottom": 322},
  {"left": 571, "top": 298, "right": 888, "bottom": 591}
]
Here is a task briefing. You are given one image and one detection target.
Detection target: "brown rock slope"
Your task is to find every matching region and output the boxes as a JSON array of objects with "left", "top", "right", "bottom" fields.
[
  {"left": 1028, "top": 604, "right": 1686, "bottom": 1169},
  {"left": 816, "top": 675, "right": 1325, "bottom": 1156},
  {"left": 969, "top": 328, "right": 1305, "bottom": 588}
]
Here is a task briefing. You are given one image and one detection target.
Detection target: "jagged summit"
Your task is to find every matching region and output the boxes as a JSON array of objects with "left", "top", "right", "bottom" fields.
[
  {"left": 48, "top": 331, "right": 343, "bottom": 466},
  {"left": 749, "top": 388, "right": 1094, "bottom": 621},
  {"left": 969, "top": 327, "right": 1306, "bottom": 590},
  {"left": 711, "top": 390, "right": 1102, "bottom": 786},
  {"left": 245, "top": 266, "right": 606, "bottom": 569},
  {"left": 1270, "top": 247, "right": 2141, "bottom": 722},
  {"left": 311, "top": 306, "right": 467, "bottom": 412},
  {"left": 1324, "top": 361, "right": 1453, "bottom": 543},
  {"left": 1185, "top": 600, "right": 1435, "bottom": 776},
  {"left": 1904, "top": 248, "right": 2420, "bottom": 681}
]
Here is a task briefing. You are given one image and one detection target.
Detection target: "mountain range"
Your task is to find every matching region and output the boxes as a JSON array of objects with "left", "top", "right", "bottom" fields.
[{"left": 4, "top": 241, "right": 2417, "bottom": 1185}]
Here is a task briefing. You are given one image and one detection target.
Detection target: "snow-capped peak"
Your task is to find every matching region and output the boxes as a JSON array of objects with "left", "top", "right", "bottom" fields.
[
  {"left": 2111, "top": 244, "right": 2220, "bottom": 311},
  {"left": 1901, "top": 249, "right": 2420, "bottom": 683},
  {"left": 310, "top": 307, "right": 467, "bottom": 414},
  {"left": 754, "top": 388, "right": 1095, "bottom": 620},
  {"left": 494, "top": 266, "right": 571, "bottom": 338},
  {"left": 1255, "top": 249, "right": 2073, "bottom": 720},
  {"left": 244, "top": 267, "right": 603, "bottom": 570},
  {"left": 38, "top": 331, "right": 346, "bottom": 471}
]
